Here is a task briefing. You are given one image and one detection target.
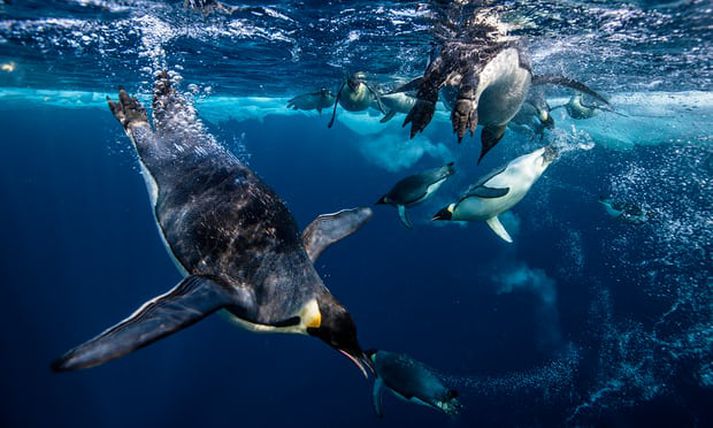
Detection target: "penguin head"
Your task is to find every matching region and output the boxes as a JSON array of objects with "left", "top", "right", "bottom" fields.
[
  {"left": 375, "top": 195, "right": 390, "bottom": 205},
  {"left": 432, "top": 203, "right": 455, "bottom": 221},
  {"left": 348, "top": 71, "right": 367, "bottom": 91},
  {"left": 539, "top": 110, "right": 555, "bottom": 129},
  {"left": 307, "top": 296, "right": 372, "bottom": 378}
]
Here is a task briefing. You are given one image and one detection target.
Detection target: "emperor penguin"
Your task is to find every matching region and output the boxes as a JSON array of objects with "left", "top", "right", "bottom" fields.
[
  {"left": 376, "top": 162, "right": 456, "bottom": 228},
  {"left": 599, "top": 197, "right": 651, "bottom": 225},
  {"left": 401, "top": 11, "right": 608, "bottom": 163},
  {"left": 432, "top": 146, "right": 559, "bottom": 242},
  {"left": 51, "top": 72, "right": 374, "bottom": 378},
  {"left": 369, "top": 350, "right": 461, "bottom": 417},
  {"left": 287, "top": 87, "right": 335, "bottom": 115},
  {"left": 328, "top": 71, "right": 386, "bottom": 128},
  {"left": 375, "top": 91, "right": 417, "bottom": 123},
  {"left": 552, "top": 93, "right": 627, "bottom": 120}
]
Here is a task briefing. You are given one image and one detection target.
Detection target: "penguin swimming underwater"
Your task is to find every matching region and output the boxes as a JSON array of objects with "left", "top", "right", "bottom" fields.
[
  {"left": 287, "top": 88, "right": 335, "bottom": 115},
  {"left": 376, "top": 162, "right": 456, "bottom": 228},
  {"left": 401, "top": 11, "right": 608, "bottom": 163},
  {"left": 552, "top": 93, "right": 627, "bottom": 120},
  {"left": 510, "top": 89, "right": 555, "bottom": 139},
  {"left": 51, "top": 72, "right": 374, "bottom": 378},
  {"left": 368, "top": 350, "right": 461, "bottom": 417},
  {"left": 375, "top": 91, "right": 417, "bottom": 123},
  {"left": 328, "top": 71, "right": 386, "bottom": 128},
  {"left": 432, "top": 146, "right": 559, "bottom": 243},
  {"left": 599, "top": 197, "right": 651, "bottom": 225}
]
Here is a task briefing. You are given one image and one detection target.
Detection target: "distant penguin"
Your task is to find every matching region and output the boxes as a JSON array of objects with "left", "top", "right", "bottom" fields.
[
  {"left": 510, "top": 89, "right": 555, "bottom": 139},
  {"left": 287, "top": 88, "right": 335, "bottom": 114},
  {"left": 432, "top": 146, "right": 558, "bottom": 242},
  {"left": 552, "top": 93, "right": 626, "bottom": 120},
  {"left": 377, "top": 162, "right": 456, "bottom": 228},
  {"left": 376, "top": 91, "right": 417, "bottom": 123},
  {"left": 328, "top": 71, "right": 386, "bottom": 128},
  {"left": 599, "top": 197, "right": 651, "bottom": 224},
  {"left": 369, "top": 350, "right": 461, "bottom": 417},
  {"left": 51, "top": 72, "right": 374, "bottom": 378}
]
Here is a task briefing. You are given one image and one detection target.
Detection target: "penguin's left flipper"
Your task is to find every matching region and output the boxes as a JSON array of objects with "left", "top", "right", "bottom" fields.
[
  {"left": 531, "top": 74, "right": 610, "bottom": 106},
  {"left": 397, "top": 205, "right": 413, "bottom": 229},
  {"left": 302, "top": 207, "right": 373, "bottom": 262},
  {"left": 327, "top": 82, "right": 345, "bottom": 128},
  {"left": 372, "top": 378, "right": 385, "bottom": 418},
  {"left": 51, "top": 275, "right": 245, "bottom": 372},
  {"left": 485, "top": 216, "right": 513, "bottom": 243}
]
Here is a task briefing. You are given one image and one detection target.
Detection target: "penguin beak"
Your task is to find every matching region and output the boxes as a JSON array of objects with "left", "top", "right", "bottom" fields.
[
  {"left": 432, "top": 207, "right": 453, "bottom": 221},
  {"left": 338, "top": 349, "right": 374, "bottom": 379},
  {"left": 375, "top": 196, "right": 388, "bottom": 205}
]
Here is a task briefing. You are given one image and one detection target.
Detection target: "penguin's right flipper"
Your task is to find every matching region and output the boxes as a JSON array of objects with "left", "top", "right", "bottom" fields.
[
  {"left": 327, "top": 82, "right": 345, "bottom": 128},
  {"left": 372, "top": 378, "right": 385, "bottom": 418},
  {"left": 485, "top": 216, "right": 513, "bottom": 243},
  {"left": 380, "top": 110, "right": 397, "bottom": 123},
  {"left": 531, "top": 75, "right": 610, "bottom": 106},
  {"left": 397, "top": 205, "right": 413, "bottom": 229},
  {"left": 51, "top": 275, "right": 243, "bottom": 372},
  {"left": 467, "top": 185, "right": 509, "bottom": 199},
  {"left": 302, "top": 207, "right": 373, "bottom": 262}
]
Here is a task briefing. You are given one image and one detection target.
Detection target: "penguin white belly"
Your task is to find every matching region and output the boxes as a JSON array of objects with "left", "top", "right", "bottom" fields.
[
  {"left": 476, "top": 48, "right": 531, "bottom": 126},
  {"left": 224, "top": 298, "right": 321, "bottom": 335},
  {"left": 340, "top": 85, "right": 371, "bottom": 111},
  {"left": 415, "top": 178, "right": 447, "bottom": 204},
  {"left": 456, "top": 148, "right": 547, "bottom": 220},
  {"left": 380, "top": 93, "right": 416, "bottom": 113}
]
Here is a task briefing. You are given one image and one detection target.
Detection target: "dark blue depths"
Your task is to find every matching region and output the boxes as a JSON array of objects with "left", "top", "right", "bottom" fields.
[{"left": 0, "top": 106, "right": 711, "bottom": 428}]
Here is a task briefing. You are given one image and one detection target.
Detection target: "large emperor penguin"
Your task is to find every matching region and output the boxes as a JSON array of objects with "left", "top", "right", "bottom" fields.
[
  {"left": 369, "top": 350, "right": 461, "bottom": 417},
  {"left": 51, "top": 72, "right": 374, "bottom": 377},
  {"left": 402, "top": 10, "right": 608, "bottom": 163},
  {"left": 432, "top": 145, "right": 559, "bottom": 243}
]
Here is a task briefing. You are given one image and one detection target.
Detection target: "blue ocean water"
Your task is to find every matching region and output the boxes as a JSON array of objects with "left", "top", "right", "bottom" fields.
[{"left": 1, "top": 1, "right": 712, "bottom": 427}]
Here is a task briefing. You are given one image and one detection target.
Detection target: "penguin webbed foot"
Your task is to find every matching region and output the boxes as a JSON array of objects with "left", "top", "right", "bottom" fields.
[
  {"left": 403, "top": 99, "right": 436, "bottom": 139},
  {"left": 107, "top": 87, "right": 148, "bottom": 130},
  {"left": 451, "top": 99, "right": 477, "bottom": 143}
]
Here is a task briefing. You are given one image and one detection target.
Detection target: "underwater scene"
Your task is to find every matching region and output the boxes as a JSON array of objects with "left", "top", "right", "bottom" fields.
[{"left": 1, "top": 1, "right": 711, "bottom": 427}]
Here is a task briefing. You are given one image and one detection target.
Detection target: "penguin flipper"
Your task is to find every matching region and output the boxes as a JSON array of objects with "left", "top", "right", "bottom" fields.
[
  {"left": 467, "top": 185, "right": 509, "bottom": 199},
  {"left": 485, "top": 216, "right": 513, "bottom": 243},
  {"left": 327, "top": 82, "right": 345, "bottom": 128},
  {"left": 373, "top": 378, "right": 385, "bottom": 418},
  {"left": 397, "top": 205, "right": 413, "bottom": 229},
  {"left": 389, "top": 77, "right": 423, "bottom": 94},
  {"left": 302, "top": 207, "right": 373, "bottom": 262},
  {"left": 380, "top": 110, "right": 397, "bottom": 123},
  {"left": 52, "top": 275, "right": 243, "bottom": 372},
  {"left": 365, "top": 82, "right": 387, "bottom": 114},
  {"left": 531, "top": 74, "right": 610, "bottom": 106}
]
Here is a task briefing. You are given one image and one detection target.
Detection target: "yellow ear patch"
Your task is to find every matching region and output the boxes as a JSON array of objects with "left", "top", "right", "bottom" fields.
[{"left": 301, "top": 299, "right": 322, "bottom": 329}]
